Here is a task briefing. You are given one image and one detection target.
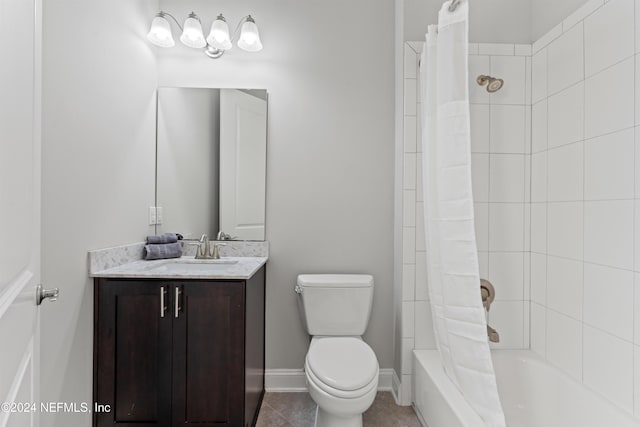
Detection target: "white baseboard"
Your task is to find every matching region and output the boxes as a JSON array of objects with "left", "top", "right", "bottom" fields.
[
  {"left": 391, "top": 370, "right": 401, "bottom": 403},
  {"left": 265, "top": 368, "right": 394, "bottom": 392}
]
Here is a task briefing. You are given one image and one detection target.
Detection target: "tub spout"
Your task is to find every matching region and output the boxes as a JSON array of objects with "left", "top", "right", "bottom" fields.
[{"left": 487, "top": 324, "right": 500, "bottom": 343}]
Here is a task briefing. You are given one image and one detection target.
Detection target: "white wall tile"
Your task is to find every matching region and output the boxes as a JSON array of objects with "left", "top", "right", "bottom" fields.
[
  {"left": 489, "top": 252, "right": 524, "bottom": 301},
  {"left": 404, "top": 153, "right": 416, "bottom": 190},
  {"left": 637, "top": 0, "right": 640, "bottom": 53},
  {"left": 547, "top": 22, "right": 584, "bottom": 95},
  {"left": 585, "top": 57, "right": 635, "bottom": 139},
  {"left": 474, "top": 202, "right": 489, "bottom": 251},
  {"left": 636, "top": 203, "right": 640, "bottom": 271},
  {"left": 524, "top": 155, "right": 531, "bottom": 204},
  {"left": 635, "top": 274, "right": 640, "bottom": 344},
  {"left": 584, "top": 263, "right": 634, "bottom": 340},
  {"left": 547, "top": 142, "right": 584, "bottom": 202},
  {"left": 401, "top": 337, "right": 414, "bottom": 374},
  {"left": 531, "top": 302, "right": 546, "bottom": 357},
  {"left": 584, "top": 200, "right": 634, "bottom": 269},
  {"left": 402, "top": 264, "right": 416, "bottom": 302},
  {"left": 634, "top": 346, "right": 640, "bottom": 416},
  {"left": 546, "top": 309, "right": 583, "bottom": 380},
  {"left": 548, "top": 83, "right": 584, "bottom": 148},
  {"left": 478, "top": 251, "right": 489, "bottom": 279},
  {"left": 583, "top": 325, "right": 634, "bottom": 412},
  {"left": 490, "top": 154, "right": 525, "bottom": 203},
  {"left": 402, "top": 301, "right": 415, "bottom": 338},
  {"left": 471, "top": 154, "right": 490, "bottom": 202},
  {"left": 488, "top": 301, "right": 524, "bottom": 349},
  {"left": 548, "top": 202, "right": 583, "bottom": 260},
  {"left": 532, "top": 49, "right": 548, "bottom": 103},
  {"left": 584, "top": 0, "right": 635, "bottom": 77},
  {"left": 563, "top": 0, "right": 604, "bottom": 31},
  {"left": 531, "top": 152, "right": 547, "bottom": 203},
  {"left": 636, "top": 55, "right": 640, "bottom": 125},
  {"left": 469, "top": 55, "right": 491, "bottom": 104},
  {"left": 470, "top": 104, "right": 490, "bottom": 152},
  {"left": 404, "top": 46, "right": 417, "bottom": 79},
  {"left": 525, "top": 105, "right": 532, "bottom": 154},
  {"left": 479, "top": 43, "right": 514, "bottom": 56},
  {"left": 415, "top": 251, "right": 428, "bottom": 301},
  {"left": 532, "top": 100, "right": 548, "bottom": 153},
  {"left": 404, "top": 79, "right": 417, "bottom": 116},
  {"left": 636, "top": 128, "right": 640, "bottom": 197},
  {"left": 403, "top": 190, "right": 416, "bottom": 226},
  {"left": 490, "top": 105, "right": 526, "bottom": 153},
  {"left": 523, "top": 302, "right": 530, "bottom": 348},
  {"left": 403, "top": 227, "right": 416, "bottom": 264},
  {"left": 489, "top": 203, "right": 525, "bottom": 252},
  {"left": 403, "top": 116, "right": 417, "bottom": 153},
  {"left": 415, "top": 202, "right": 425, "bottom": 252},
  {"left": 584, "top": 128, "right": 635, "bottom": 200},
  {"left": 531, "top": 252, "right": 547, "bottom": 304},
  {"left": 547, "top": 256, "right": 583, "bottom": 320},
  {"left": 531, "top": 203, "right": 547, "bottom": 253},
  {"left": 414, "top": 301, "right": 436, "bottom": 349},
  {"left": 490, "top": 56, "right": 526, "bottom": 105},
  {"left": 416, "top": 158, "right": 423, "bottom": 201},
  {"left": 523, "top": 250, "right": 531, "bottom": 300}
]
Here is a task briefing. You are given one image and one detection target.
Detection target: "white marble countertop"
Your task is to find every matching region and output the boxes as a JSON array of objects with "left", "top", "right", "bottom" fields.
[{"left": 91, "top": 256, "right": 267, "bottom": 280}]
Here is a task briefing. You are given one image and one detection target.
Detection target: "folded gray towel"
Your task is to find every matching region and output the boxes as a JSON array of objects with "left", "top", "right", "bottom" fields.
[
  {"left": 146, "top": 233, "right": 179, "bottom": 244},
  {"left": 144, "top": 242, "right": 182, "bottom": 260}
]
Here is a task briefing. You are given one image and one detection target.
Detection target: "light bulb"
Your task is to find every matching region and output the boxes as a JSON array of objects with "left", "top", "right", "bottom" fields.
[
  {"left": 206, "top": 14, "right": 232, "bottom": 50},
  {"left": 147, "top": 13, "right": 175, "bottom": 48},
  {"left": 180, "top": 12, "right": 206, "bottom": 48},
  {"left": 238, "top": 16, "right": 263, "bottom": 52}
]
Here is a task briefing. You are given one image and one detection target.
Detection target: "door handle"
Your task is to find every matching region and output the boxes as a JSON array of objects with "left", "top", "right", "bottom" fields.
[
  {"left": 36, "top": 284, "right": 59, "bottom": 305},
  {"left": 160, "top": 286, "right": 167, "bottom": 318},
  {"left": 175, "top": 286, "right": 182, "bottom": 318}
]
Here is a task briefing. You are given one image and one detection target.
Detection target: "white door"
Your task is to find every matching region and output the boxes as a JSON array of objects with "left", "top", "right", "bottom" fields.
[
  {"left": 219, "top": 89, "right": 267, "bottom": 240},
  {"left": 0, "top": 0, "right": 43, "bottom": 426}
]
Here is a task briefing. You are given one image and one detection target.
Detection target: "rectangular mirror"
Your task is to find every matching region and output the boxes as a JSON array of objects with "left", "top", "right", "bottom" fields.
[{"left": 155, "top": 87, "right": 268, "bottom": 241}]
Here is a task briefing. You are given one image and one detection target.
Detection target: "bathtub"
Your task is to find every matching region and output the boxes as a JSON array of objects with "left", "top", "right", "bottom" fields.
[{"left": 413, "top": 349, "right": 640, "bottom": 427}]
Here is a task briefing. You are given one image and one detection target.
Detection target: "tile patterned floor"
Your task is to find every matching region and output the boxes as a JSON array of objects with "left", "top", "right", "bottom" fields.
[{"left": 256, "top": 391, "right": 422, "bottom": 427}]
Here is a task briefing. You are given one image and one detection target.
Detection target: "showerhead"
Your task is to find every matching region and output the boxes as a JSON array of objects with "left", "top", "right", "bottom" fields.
[{"left": 477, "top": 75, "right": 504, "bottom": 93}]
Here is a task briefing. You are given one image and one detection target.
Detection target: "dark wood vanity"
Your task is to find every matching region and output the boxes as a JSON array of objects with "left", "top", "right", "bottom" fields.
[{"left": 92, "top": 266, "right": 265, "bottom": 427}]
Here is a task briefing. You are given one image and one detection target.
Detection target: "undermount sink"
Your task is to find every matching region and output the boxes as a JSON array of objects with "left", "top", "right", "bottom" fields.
[{"left": 147, "top": 258, "right": 239, "bottom": 274}]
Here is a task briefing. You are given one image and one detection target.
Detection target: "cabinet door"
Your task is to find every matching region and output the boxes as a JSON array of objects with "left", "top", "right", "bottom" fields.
[
  {"left": 172, "top": 281, "right": 245, "bottom": 426},
  {"left": 94, "top": 280, "right": 173, "bottom": 427}
]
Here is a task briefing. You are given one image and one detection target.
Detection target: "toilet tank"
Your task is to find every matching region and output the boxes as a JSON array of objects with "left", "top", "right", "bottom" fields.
[{"left": 297, "top": 274, "right": 374, "bottom": 336}]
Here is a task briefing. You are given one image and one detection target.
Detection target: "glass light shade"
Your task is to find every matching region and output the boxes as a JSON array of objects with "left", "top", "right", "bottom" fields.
[
  {"left": 237, "top": 18, "right": 263, "bottom": 52},
  {"left": 180, "top": 14, "right": 206, "bottom": 48},
  {"left": 206, "top": 15, "right": 232, "bottom": 50},
  {"left": 147, "top": 15, "right": 175, "bottom": 48}
]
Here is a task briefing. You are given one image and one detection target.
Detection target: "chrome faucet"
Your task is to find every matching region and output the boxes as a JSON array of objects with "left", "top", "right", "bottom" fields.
[
  {"left": 191, "top": 234, "right": 227, "bottom": 259},
  {"left": 216, "top": 230, "right": 236, "bottom": 241}
]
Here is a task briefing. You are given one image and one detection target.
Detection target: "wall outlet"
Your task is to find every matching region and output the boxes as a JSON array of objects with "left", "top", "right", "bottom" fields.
[
  {"left": 149, "top": 207, "right": 157, "bottom": 225},
  {"left": 156, "top": 207, "right": 163, "bottom": 225}
]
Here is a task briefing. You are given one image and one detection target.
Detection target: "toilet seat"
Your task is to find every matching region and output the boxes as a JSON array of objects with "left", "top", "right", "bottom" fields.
[{"left": 305, "top": 337, "right": 379, "bottom": 399}]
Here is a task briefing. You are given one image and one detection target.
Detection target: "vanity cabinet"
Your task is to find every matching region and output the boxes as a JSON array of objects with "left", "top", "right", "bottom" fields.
[{"left": 93, "top": 266, "right": 265, "bottom": 427}]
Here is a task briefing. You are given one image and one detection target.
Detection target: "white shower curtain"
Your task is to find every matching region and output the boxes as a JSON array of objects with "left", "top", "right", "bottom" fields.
[{"left": 419, "top": 1, "right": 505, "bottom": 426}]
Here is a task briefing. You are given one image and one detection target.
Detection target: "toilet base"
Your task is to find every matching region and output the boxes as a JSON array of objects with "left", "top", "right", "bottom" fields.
[{"left": 315, "top": 406, "right": 362, "bottom": 427}]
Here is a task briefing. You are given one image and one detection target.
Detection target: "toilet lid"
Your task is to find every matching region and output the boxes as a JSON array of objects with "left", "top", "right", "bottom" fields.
[{"left": 306, "top": 337, "right": 378, "bottom": 391}]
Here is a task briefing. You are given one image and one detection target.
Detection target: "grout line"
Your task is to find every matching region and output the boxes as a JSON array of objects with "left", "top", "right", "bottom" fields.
[{"left": 581, "top": 18, "right": 587, "bottom": 385}]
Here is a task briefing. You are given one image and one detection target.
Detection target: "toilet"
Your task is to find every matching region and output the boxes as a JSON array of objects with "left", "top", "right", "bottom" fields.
[{"left": 296, "top": 274, "right": 379, "bottom": 427}]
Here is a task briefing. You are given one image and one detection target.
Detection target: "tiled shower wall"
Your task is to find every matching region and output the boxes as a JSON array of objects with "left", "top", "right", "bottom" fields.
[
  {"left": 397, "top": 41, "right": 532, "bottom": 405},
  {"left": 529, "top": 0, "right": 640, "bottom": 417}
]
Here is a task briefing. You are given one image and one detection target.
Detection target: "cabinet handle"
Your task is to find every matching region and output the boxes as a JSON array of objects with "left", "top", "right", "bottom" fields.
[
  {"left": 175, "top": 286, "right": 181, "bottom": 318},
  {"left": 160, "top": 286, "right": 167, "bottom": 318}
]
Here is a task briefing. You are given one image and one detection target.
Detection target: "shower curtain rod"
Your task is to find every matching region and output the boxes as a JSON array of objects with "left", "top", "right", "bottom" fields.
[{"left": 448, "top": 0, "right": 461, "bottom": 12}]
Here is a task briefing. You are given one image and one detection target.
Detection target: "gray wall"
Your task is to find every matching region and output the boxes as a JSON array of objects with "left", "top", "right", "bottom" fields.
[
  {"left": 403, "top": 0, "right": 590, "bottom": 44},
  {"left": 41, "top": 0, "right": 159, "bottom": 426},
  {"left": 403, "top": 0, "right": 532, "bottom": 43},
  {"left": 157, "top": 0, "right": 396, "bottom": 370}
]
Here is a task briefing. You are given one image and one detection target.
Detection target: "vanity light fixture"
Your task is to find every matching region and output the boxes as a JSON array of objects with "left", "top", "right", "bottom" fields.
[{"left": 147, "top": 11, "right": 263, "bottom": 59}]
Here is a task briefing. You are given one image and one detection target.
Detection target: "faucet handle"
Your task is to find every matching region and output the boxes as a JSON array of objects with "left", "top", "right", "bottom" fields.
[
  {"left": 211, "top": 242, "right": 227, "bottom": 259},
  {"left": 187, "top": 242, "right": 204, "bottom": 259}
]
